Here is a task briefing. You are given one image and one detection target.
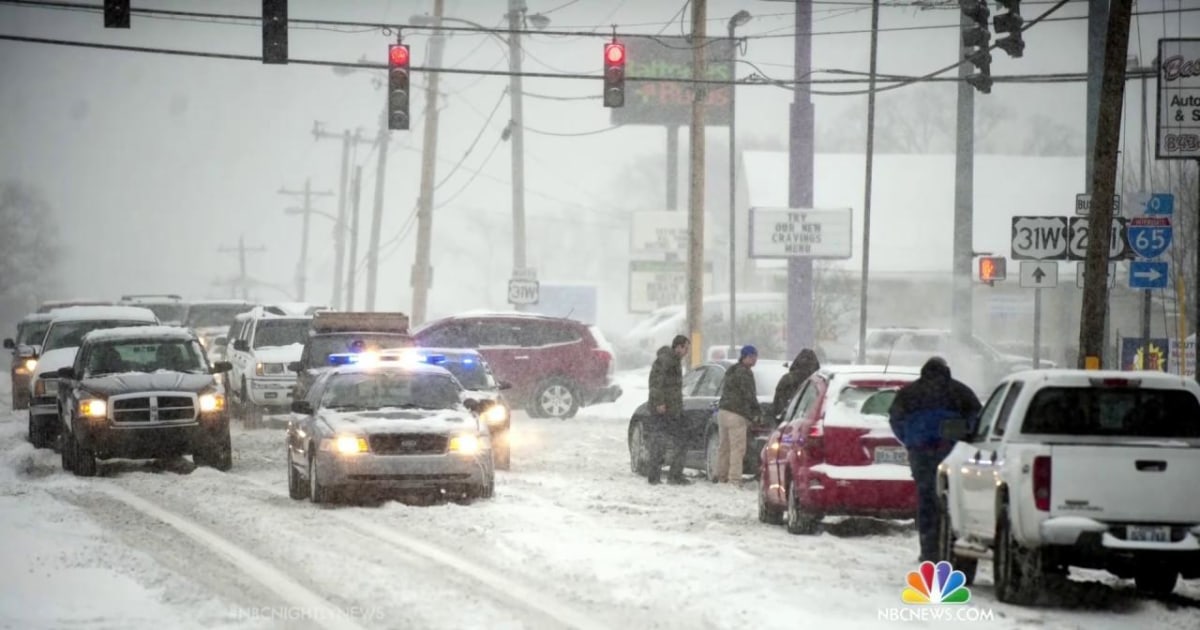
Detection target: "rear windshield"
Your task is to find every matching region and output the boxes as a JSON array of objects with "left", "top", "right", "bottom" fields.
[
  {"left": 253, "top": 319, "right": 310, "bottom": 349},
  {"left": 138, "top": 303, "right": 187, "bottom": 324},
  {"left": 1023, "top": 387, "right": 1200, "bottom": 438},
  {"left": 44, "top": 320, "right": 153, "bottom": 352},
  {"left": 307, "top": 334, "right": 415, "bottom": 367}
]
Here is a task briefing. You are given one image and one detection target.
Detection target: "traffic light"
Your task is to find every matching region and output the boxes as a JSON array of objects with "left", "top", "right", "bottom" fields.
[
  {"left": 388, "top": 44, "right": 411, "bottom": 130},
  {"left": 993, "top": 0, "right": 1025, "bottom": 58},
  {"left": 262, "top": 0, "right": 288, "bottom": 64},
  {"left": 959, "top": 0, "right": 992, "bottom": 94},
  {"left": 603, "top": 41, "right": 626, "bottom": 108},
  {"left": 103, "top": 0, "right": 129, "bottom": 28},
  {"left": 978, "top": 256, "right": 1007, "bottom": 285}
]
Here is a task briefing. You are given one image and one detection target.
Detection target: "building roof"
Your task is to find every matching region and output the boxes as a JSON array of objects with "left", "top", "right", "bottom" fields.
[{"left": 743, "top": 151, "right": 1087, "bottom": 275}]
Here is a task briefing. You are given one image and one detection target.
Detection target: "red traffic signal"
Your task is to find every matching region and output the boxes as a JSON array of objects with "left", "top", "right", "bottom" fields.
[
  {"left": 604, "top": 42, "right": 625, "bottom": 65},
  {"left": 603, "top": 42, "right": 626, "bottom": 108},
  {"left": 978, "top": 256, "right": 1007, "bottom": 284},
  {"left": 388, "top": 44, "right": 411, "bottom": 130},
  {"left": 389, "top": 44, "right": 410, "bottom": 67}
]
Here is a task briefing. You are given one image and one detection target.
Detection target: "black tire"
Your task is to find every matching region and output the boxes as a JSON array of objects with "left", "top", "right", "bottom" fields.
[
  {"left": 287, "top": 450, "right": 306, "bottom": 500},
  {"left": 493, "top": 436, "right": 511, "bottom": 471},
  {"left": 994, "top": 503, "right": 1041, "bottom": 605},
  {"left": 758, "top": 481, "right": 785, "bottom": 525},
  {"left": 936, "top": 489, "right": 977, "bottom": 586},
  {"left": 1134, "top": 570, "right": 1178, "bottom": 596},
  {"left": 704, "top": 430, "right": 721, "bottom": 482},
  {"left": 470, "top": 479, "right": 495, "bottom": 500},
  {"left": 785, "top": 483, "right": 819, "bottom": 535},
  {"left": 532, "top": 378, "right": 579, "bottom": 419},
  {"left": 60, "top": 423, "right": 75, "bottom": 473},
  {"left": 629, "top": 422, "right": 650, "bottom": 476},
  {"left": 195, "top": 429, "right": 233, "bottom": 471},
  {"left": 28, "top": 412, "right": 51, "bottom": 449},
  {"left": 308, "top": 453, "right": 330, "bottom": 504},
  {"left": 71, "top": 427, "right": 98, "bottom": 478}
]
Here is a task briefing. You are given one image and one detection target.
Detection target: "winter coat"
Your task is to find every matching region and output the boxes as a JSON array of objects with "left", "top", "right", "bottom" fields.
[
  {"left": 647, "top": 346, "right": 684, "bottom": 417},
  {"left": 718, "top": 361, "right": 759, "bottom": 420},
  {"left": 888, "top": 358, "right": 982, "bottom": 452},
  {"left": 771, "top": 349, "right": 821, "bottom": 417}
]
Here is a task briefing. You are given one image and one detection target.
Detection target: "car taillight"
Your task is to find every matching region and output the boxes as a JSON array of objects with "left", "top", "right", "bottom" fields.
[
  {"left": 1033, "top": 455, "right": 1051, "bottom": 511},
  {"left": 803, "top": 423, "right": 825, "bottom": 462},
  {"left": 593, "top": 348, "right": 613, "bottom": 373}
]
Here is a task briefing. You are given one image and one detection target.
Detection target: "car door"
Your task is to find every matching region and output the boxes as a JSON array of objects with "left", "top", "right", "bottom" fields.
[
  {"left": 949, "top": 382, "right": 1008, "bottom": 537},
  {"left": 287, "top": 373, "right": 326, "bottom": 469},
  {"left": 962, "top": 381, "right": 1024, "bottom": 539},
  {"left": 766, "top": 377, "right": 823, "bottom": 502},
  {"left": 467, "top": 319, "right": 530, "bottom": 398},
  {"left": 687, "top": 364, "right": 726, "bottom": 447}
]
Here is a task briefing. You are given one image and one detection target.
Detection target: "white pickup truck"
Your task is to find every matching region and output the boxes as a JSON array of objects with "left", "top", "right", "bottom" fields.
[{"left": 938, "top": 369, "right": 1200, "bottom": 604}]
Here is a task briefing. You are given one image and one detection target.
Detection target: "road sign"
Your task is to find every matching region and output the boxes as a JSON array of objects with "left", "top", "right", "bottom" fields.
[
  {"left": 1066, "top": 216, "right": 1129, "bottom": 261},
  {"left": 1075, "top": 193, "right": 1120, "bottom": 216},
  {"left": 1129, "top": 261, "right": 1169, "bottom": 289},
  {"left": 1157, "top": 38, "right": 1200, "bottom": 159},
  {"left": 1075, "top": 262, "right": 1116, "bottom": 289},
  {"left": 1020, "top": 261, "right": 1058, "bottom": 288},
  {"left": 1011, "top": 216, "right": 1068, "bottom": 260},
  {"left": 628, "top": 259, "right": 714, "bottom": 313},
  {"left": 1127, "top": 217, "right": 1173, "bottom": 259},
  {"left": 749, "top": 207, "right": 853, "bottom": 259},
  {"left": 1131, "top": 191, "right": 1175, "bottom": 216},
  {"left": 507, "top": 278, "right": 540, "bottom": 305}
]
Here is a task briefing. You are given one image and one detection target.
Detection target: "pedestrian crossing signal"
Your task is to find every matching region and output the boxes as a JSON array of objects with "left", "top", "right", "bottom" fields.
[{"left": 978, "top": 256, "right": 1006, "bottom": 285}]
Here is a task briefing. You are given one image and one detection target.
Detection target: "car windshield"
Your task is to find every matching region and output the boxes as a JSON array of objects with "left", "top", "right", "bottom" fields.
[
  {"left": 308, "top": 334, "right": 414, "bottom": 367},
  {"left": 439, "top": 360, "right": 496, "bottom": 391},
  {"left": 320, "top": 372, "right": 462, "bottom": 411},
  {"left": 1023, "top": 387, "right": 1200, "bottom": 438},
  {"left": 17, "top": 321, "right": 51, "bottom": 346},
  {"left": 43, "top": 320, "right": 152, "bottom": 352},
  {"left": 134, "top": 302, "right": 187, "bottom": 323},
  {"left": 254, "top": 319, "right": 310, "bottom": 349},
  {"left": 85, "top": 339, "right": 208, "bottom": 377},
  {"left": 186, "top": 304, "right": 251, "bottom": 328}
]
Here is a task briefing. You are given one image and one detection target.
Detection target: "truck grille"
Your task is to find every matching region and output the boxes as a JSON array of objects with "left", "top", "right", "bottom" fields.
[
  {"left": 112, "top": 395, "right": 196, "bottom": 423},
  {"left": 369, "top": 433, "right": 447, "bottom": 455}
]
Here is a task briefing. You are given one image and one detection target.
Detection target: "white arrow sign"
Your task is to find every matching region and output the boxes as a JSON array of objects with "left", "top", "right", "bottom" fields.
[{"left": 1134, "top": 267, "right": 1164, "bottom": 283}]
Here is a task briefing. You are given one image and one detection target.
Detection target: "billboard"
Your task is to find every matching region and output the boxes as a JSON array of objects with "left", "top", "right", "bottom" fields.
[
  {"left": 1157, "top": 38, "right": 1200, "bottom": 159},
  {"left": 611, "top": 36, "right": 736, "bottom": 127}
]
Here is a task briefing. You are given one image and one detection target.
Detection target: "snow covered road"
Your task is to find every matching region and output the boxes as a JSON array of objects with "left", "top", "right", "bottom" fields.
[{"left": 1, "top": 369, "right": 1198, "bottom": 629}]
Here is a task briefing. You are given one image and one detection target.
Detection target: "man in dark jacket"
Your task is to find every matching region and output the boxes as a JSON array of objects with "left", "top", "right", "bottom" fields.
[
  {"left": 716, "top": 345, "right": 759, "bottom": 486},
  {"left": 646, "top": 335, "right": 690, "bottom": 485},
  {"left": 888, "top": 357, "right": 982, "bottom": 562},
  {"left": 771, "top": 348, "right": 820, "bottom": 419}
]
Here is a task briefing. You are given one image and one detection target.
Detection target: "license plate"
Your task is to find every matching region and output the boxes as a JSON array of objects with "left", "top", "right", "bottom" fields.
[
  {"left": 874, "top": 446, "right": 908, "bottom": 465},
  {"left": 1127, "top": 525, "right": 1170, "bottom": 543}
]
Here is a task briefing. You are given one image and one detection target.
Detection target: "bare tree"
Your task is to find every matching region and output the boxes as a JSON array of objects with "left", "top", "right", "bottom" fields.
[{"left": 0, "top": 181, "right": 61, "bottom": 325}]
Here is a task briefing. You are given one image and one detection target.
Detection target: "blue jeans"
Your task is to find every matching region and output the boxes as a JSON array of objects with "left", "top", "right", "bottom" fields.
[{"left": 909, "top": 447, "right": 951, "bottom": 562}]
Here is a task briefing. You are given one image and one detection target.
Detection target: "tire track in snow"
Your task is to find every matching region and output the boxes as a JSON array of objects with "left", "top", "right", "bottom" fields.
[{"left": 96, "top": 483, "right": 369, "bottom": 630}]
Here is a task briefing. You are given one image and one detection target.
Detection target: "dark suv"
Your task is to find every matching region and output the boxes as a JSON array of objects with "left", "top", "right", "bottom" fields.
[{"left": 413, "top": 313, "right": 620, "bottom": 419}]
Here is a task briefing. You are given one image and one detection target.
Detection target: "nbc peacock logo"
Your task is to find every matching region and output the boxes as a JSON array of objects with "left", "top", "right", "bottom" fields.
[{"left": 901, "top": 560, "right": 971, "bottom": 605}]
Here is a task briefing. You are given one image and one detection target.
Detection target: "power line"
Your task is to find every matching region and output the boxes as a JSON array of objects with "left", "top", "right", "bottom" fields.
[{"left": 522, "top": 123, "right": 624, "bottom": 137}]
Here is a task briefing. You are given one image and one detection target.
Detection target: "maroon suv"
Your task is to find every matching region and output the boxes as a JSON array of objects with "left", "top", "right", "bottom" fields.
[{"left": 412, "top": 313, "right": 620, "bottom": 419}]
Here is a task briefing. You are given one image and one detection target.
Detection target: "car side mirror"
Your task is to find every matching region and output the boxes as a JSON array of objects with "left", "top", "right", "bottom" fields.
[
  {"left": 291, "top": 400, "right": 314, "bottom": 415},
  {"left": 233, "top": 339, "right": 250, "bottom": 352},
  {"left": 2, "top": 338, "right": 13, "bottom": 350},
  {"left": 463, "top": 398, "right": 480, "bottom": 413},
  {"left": 56, "top": 366, "right": 76, "bottom": 380},
  {"left": 288, "top": 361, "right": 304, "bottom": 373},
  {"left": 497, "top": 380, "right": 512, "bottom": 391},
  {"left": 211, "top": 361, "right": 233, "bottom": 374}
]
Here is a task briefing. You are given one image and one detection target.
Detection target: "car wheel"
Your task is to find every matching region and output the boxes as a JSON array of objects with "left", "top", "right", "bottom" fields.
[
  {"left": 308, "top": 453, "right": 330, "bottom": 504},
  {"left": 758, "top": 480, "right": 785, "bottom": 525},
  {"left": 470, "top": 478, "right": 495, "bottom": 501},
  {"left": 28, "top": 412, "right": 50, "bottom": 449},
  {"left": 629, "top": 421, "right": 649, "bottom": 476},
  {"left": 287, "top": 450, "right": 306, "bottom": 500},
  {"left": 936, "top": 489, "right": 977, "bottom": 585},
  {"left": 71, "top": 427, "right": 98, "bottom": 478},
  {"left": 1134, "top": 570, "right": 1178, "bottom": 596},
  {"left": 704, "top": 430, "right": 720, "bottom": 482},
  {"left": 533, "top": 379, "right": 579, "bottom": 419},
  {"left": 196, "top": 429, "right": 233, "bottom": 472},
  {"left": 60, "top": 422, "right": 75, "bottom": 473},
  {"left": 785, "top": 482, "right": 818, "bottom": 535},
  {"left": 994, "top": 503, "right": 1042, "bottom": 605}
]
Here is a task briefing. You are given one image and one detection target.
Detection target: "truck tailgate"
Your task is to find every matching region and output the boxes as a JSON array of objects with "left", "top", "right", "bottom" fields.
[{"left": 1050, "top": 445, "right": 1200, "bottom": 523}]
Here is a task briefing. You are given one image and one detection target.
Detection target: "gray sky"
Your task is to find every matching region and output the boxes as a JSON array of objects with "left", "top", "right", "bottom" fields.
[{"left": 1, "top": 0, "right": 1196, "bottom": 327}]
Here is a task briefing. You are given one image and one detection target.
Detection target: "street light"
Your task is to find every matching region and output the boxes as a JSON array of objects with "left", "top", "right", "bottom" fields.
[{"left": 727, "top": 10, "right": 751, "bottom": 356}]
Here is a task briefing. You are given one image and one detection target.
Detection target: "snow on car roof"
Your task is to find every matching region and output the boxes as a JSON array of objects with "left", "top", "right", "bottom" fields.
[
  {"left": 45, "top": 306, "right": 158, "bottom": 323},
  {"left": 21, "top": 312, "right": 56, "bottom": 322},
  {"left": 188, "top": 299, "right": 254, "bottom": 306},
  {"left": 1009, "top": 369, "right": 1200, "bottom": 390},
  {"left": 821, "top": 364, "right": 921, "bottom": 377},
  {"left": 83, "top": 326, "right": 196, "bottom": 343}
]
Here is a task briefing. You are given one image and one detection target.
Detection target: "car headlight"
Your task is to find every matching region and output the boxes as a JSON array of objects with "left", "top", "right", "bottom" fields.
[
  {"left": 448, "top": 434, "right": 480, "bottom": 455},
  {"left": 333, "top": 435, "right": 369, "bottom": 455},
  {"left": 199, "top": 393, "right": 226, "bottom": 413},
  {"left": 34, "top": 378, "right": 57, "bottom": 396},
  {"left": 20, "top": 358, "right": 37, "bottom": 373},
  {"left": 483, "top": 404, "right": 508, "bottom": 425},
  {"left": 80, "top": 399, "right": 107, "bottom": 418}
]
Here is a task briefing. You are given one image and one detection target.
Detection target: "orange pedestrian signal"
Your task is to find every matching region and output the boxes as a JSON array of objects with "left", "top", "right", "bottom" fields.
[{"left": 978, "top": 256, "right": 1006, "bottom": 284}]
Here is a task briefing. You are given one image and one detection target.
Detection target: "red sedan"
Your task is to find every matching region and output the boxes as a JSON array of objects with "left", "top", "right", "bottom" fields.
[{"left": 758, "top": 365, "right": 920, "bottom": 535}]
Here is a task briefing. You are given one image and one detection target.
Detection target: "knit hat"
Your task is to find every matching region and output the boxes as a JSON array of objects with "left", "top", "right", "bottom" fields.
[{"left": 740, "top": 345, "right": 758, "bottom": 359}]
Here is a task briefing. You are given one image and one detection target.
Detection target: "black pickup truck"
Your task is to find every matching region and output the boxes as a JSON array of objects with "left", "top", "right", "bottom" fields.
[{"left": 55, "top": 325, "right": 234, "bottom": 476}]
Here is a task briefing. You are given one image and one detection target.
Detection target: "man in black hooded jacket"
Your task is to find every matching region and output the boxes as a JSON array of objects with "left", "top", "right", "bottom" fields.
[
  {"left": 645, "top": 335, "right": 690, "bottom": 485},
  {"left": 771, "top": 348, "right": 820, "bottom": 418},
  {"left": 888, "top": 357, "right": 981, "bottom": 562}
]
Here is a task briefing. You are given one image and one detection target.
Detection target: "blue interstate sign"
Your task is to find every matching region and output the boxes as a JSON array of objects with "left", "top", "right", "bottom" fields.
[{"left": 1127, "top": 217, "right": 1172, "bottom": 259}]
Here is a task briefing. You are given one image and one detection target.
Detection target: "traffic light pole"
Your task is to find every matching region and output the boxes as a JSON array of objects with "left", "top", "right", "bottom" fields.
[
  {"left": 686, "top": 0, "right": 707, "bottom": 368},
  {"left": 507, "top": 0, "right": 529, "bottom": 312},
  {"left": 855, "top": 0, "right": 881, "bottom": 365},
  {"left": 411, "top": 0, "right": 446, "bottom": 327},
  {"left": 1034, "top": 288, "right": 1042, "bottom": 368},
  {"left": 786, "top": 0, "right": 816, "bottom": 359},
  {"left": 952, "top": 9, "right": 976, "bottom": 344}
]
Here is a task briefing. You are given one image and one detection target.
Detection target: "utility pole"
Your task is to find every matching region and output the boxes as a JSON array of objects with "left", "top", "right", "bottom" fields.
[
  {"left": 311, "top": 124, "right": 370, "bottom": 310},
  {"left": 786, "top": 0, "right": 816, "bottom": 357},
  {"left": 951, "top": 7, "right": 975, "bottom": 344},
  {"left": 365, "top": 108, "right": 392, "bottom": 311},
  {"left": 346, "top": 165, "right": 364, "bottom": 311},
  {"left": 507, "top": 0, "right": 529, "bottom": 310},
  {"left": 411, "top": 0, "right": 446, "bottom": 326},
  {"left": 1139, "top": 58, "right": 1151, "bottom": 362},
  {"left": 686, "top": 0, "right": 707, "bottom": 368},
  {"left": 279, "top": 178, "right": 334, "bottom": 303},
  {"left": 856, "top": 0, "right": 881, "bottom": 365},
  {"left": 1078, "top": 0, "right": 1133, "bottom": 368},
  {"left": 217, "top": 236, "right": 266, "bottom": 301}
]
